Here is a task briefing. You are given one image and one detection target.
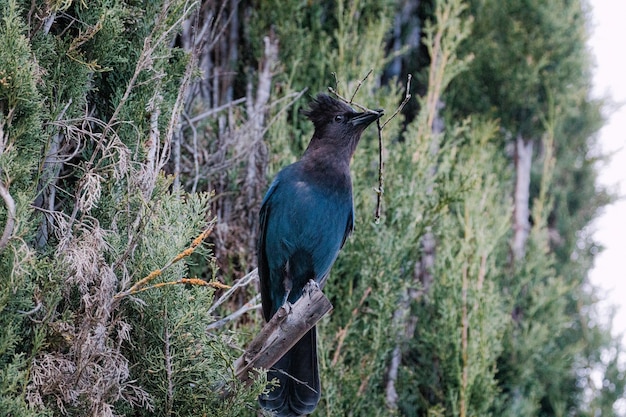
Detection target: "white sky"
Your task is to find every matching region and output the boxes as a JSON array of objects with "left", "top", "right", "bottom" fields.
[{"left": 588, "top": 1, "right": 626, "bottom": 348}]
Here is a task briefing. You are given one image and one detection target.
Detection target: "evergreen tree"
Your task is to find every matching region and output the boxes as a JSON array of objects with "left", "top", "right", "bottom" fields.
[{"left": 0, "top": 0, "right": 623, "bottom": 416}]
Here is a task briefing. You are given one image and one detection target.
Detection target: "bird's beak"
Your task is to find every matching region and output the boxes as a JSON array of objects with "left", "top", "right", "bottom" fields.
[{"left": 350, "top": 109, "right": 384, "bottom": 127}]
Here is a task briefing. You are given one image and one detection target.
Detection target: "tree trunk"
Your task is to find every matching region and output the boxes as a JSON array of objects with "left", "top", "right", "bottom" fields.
[{"left": 512, "top": 134, "right": 533, "bottom": 261}]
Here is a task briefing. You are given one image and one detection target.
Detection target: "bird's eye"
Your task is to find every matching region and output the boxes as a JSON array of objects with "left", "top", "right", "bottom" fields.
[{"left": 334, "top": 115, "right": 344, "bottom": 123}]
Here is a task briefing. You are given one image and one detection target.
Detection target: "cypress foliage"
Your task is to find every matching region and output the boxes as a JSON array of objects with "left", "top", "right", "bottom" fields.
[
  {"left": 0, "top": 1, "right": 264, "bottom": 415},
  {"left": 0, "top": 0, "right": 623, "bottom": 416},
  {"left": 0, "top": 1, "right": 45, "bottom": 415}
]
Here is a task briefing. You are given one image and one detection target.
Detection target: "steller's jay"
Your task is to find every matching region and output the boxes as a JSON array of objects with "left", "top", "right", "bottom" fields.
[{"left": 257, "top": 94, "right": 383, "bottom": 416}]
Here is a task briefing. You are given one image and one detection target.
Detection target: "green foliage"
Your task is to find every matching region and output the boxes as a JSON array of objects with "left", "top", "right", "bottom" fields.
[
  {"left": 249, "top": 0, "right": 396, "bottom": 96},
  {"left": 448, "top": 0, "right": 591, "bottom": 140},
  {"left": 0, "top": 0, "right": 622, "bottom": 416},
  {"left": 407, "top": 122, "right": 510, "bottom": 416},
  {"left": 0, "top": 1, "right": 46, "bottom": 415},
  {"left": 443, "top": 0, "right": 622, "bottom": 415},
  {"left": 0, "top": 1, "right": 262, "bottom": 415}
]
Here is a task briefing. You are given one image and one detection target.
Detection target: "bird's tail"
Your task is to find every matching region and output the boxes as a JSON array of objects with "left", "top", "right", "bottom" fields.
[{"left": 259, "top": 327, "right": 320, "bottom": 417}]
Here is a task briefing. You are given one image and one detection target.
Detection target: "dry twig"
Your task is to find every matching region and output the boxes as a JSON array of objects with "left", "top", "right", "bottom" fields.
[
  {"left": 328, "top": 72, "right": 413, "bottom": 222},
  {"left": 0, "top": 180, "right": 16, "bottom": 251},
  {"left": 114, "top": 226, "right": 225, "bottom": 299},
  {"left": 207, "top": 268, "right": 259, "bottom": 315},
  {"left": 206, "top": 293, "right": 261, "bottom": 331}
]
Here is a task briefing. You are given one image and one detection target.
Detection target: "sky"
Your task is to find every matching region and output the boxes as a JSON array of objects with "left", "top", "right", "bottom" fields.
[{"left": 587, "top": 0, "right": 626, "bottom": 347}]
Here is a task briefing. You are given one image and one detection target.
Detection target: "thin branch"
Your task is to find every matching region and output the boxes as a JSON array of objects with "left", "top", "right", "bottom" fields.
[
  {"left": 181, "top": 111, "right": 200, "bottom": 192},
  {"left": 330, "top": 73, "right": 413, "bottom": 222},
  {"left": 349, "top": 69, "right": 373, "bottom": 103},
  {"left": 207, "top": 268, "right": 258, "bottom": 315},
  {"left": 188, "top": 97, "right": 246, "bottom": 124},
  {"left": 206, "top": 294, "right": 261, "bottom": 331},
  {"left": 374, "top": 74, "right": 413, "bottom": 223},
  {"left": 375, "top": 118, "right": 384, "bottom": 224},
  {"left": 331, "top": 72, "right": 340, "bottom": 94},
  {"left": 260, "top": 89, "right": 309, "bottom": 138},
  {"left": 129, "top": 277, "right": 229, "bottom": 296},
  {"left": 380, "top": 73, "right": 412, "bottom": 130},
  {"left": 114, "top": 226, "right": 214, "bottom": 299},
  {"left": 206, "top": 0, "right": 239, "bottom": 51},
  {"left": 327, "top": 87, "right": 371, "bottom": 113},
  {"left": 0, "top": 180, "right": 16, "bottom": 251},
  {"left": 17, "top": 301, "right": 42, "bottom": 316}
]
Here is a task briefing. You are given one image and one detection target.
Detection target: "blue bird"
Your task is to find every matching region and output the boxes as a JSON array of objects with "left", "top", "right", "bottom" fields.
[{"left": 257, "top": 94, "right": 383, "bottom": 416}]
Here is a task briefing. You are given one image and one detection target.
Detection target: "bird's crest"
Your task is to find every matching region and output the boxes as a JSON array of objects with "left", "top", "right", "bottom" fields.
[{"left": 302, "top": 94, "right": 354, "bottom": 125}]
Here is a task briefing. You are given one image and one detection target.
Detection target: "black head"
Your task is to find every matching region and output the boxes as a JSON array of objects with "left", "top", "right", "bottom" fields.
[
  {"left": 303, "top": 94, "right": 383, "bottom": 132},
  {"left": 301, "top": 94, "right": 383, "bottom": 156}
]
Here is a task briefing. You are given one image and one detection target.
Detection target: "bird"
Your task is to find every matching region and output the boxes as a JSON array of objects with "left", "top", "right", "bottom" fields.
[{"left": 257, "top": 93, "right": 383, "bottom": 416}]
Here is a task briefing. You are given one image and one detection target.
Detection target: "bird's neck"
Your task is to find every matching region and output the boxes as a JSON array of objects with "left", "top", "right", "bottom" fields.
[
  {"left": 302, "top": 134, "right": 358, "bottom": 165},
  {"left": 300, "top": 144, "right": 353, "bottom": 191}
]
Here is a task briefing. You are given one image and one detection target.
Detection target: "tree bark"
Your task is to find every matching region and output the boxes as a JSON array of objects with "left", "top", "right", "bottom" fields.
[
  {"left": 512, "top": 134, "right": 533, "bottom": 261},
  {"left": 233, "top": 281, "right": 332, "bottom": 386}
]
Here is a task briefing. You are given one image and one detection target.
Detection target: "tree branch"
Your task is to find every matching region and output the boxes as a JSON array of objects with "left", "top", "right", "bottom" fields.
[
  {"left": 0, "top": 180, "right": 16, "bottom": 251},
  {"left": 206, "top": 294, "right": 261, "bottom": 331},
  {"left": 232, "top": 280, "right": 332, "bottom": 387},
  {"left": 207, "top": 268, "right": 258, "bottom": 316}
]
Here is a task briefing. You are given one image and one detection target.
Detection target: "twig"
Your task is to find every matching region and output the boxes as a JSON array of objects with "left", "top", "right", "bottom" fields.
[
  {"left": 181, "top": 110, "right": 200, "bottom": 192},
  {"left": 129, "top": 277, "right": 229, "bottom": 296},
  {"left": 375, "top": 118, "right": 384, "bottom": 224},
  {"left": 330, "top": 72, "right": 413, "bottom": 223},
  {"left": 114, "top": 226, "right": 214, "bottom": 299},
  {"left": 188, "top": 97, "right": 247, "bottom": 124},
  {"left": 350, "top": 69, "right": 373, "bottom": 103},
  {"left": 206, "top": 293, "right": 261, "bottom": 331},
  {"left": 0, "top": 180, "right": 16, "bottom": 251},
  {"left": 327, "top": 86, "right": 371, "bottom": 113},
  {"left": 331, "top": 72, "right": 340, "bottom": 94},
  {"left": 17, "top": 302, "right": 43, "bottom": 316},
  {"left": 380, "top": 74, "right": 412, "bottom": 130},
  {"left": 207, "top": 268, "right": 259, "bottom": 315}
]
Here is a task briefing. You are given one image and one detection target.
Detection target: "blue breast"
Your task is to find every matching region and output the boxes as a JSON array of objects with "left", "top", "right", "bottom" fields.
[{"left": 258, "top": 162, "right": 353, "bottom": 318}]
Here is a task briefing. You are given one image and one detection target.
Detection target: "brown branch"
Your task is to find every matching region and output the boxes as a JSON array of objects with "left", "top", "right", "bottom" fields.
[
  {"left": 380, "top": 74, "right": 412, "bottom": 130},
  {"left": 350, "top": 69, "right": 373, "bottom": 103},
  {"left": 330, "top": 73, "right": 413, "bottom": 223},
  {"left": 327, "top": 87, "right": 371, "bottom": 113},
  {"left": 114, "top": 226, "right": 214, "bottom": 299},
  {"left": 130, "top": 277, "right": 229, "bottom": 296},
  {"left": 375, "top": 118, "right": 384, "bottom": 224},
  {"left": 188, "top": 97, "right": 247, "bottom": 124},
  {"left": 232, "top": 280, "right": 332, "bottom": 387}
]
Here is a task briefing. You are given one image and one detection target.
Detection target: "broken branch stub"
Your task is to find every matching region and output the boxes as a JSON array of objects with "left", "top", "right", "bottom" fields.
[{"left": 234, "top": 280, "right": 333, "bottom": 386}]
